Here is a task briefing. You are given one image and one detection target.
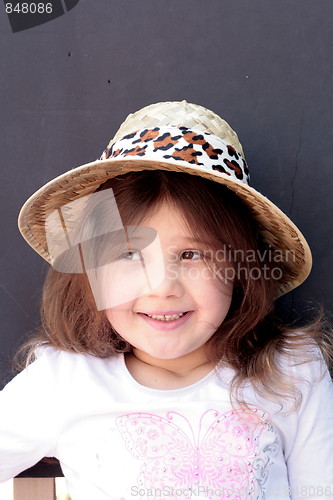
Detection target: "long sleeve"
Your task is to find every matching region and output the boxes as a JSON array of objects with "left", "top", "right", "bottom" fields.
[
  {"left": 0, "top": 347, "right": 61, "bottom": 480},
  {"left": 285, "top": 356, "right": 333, "bottom": 499}
]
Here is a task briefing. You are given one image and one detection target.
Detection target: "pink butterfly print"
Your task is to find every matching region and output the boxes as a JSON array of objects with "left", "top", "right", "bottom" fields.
[{"left": 116, "top": 408, "right": 268, "bottom": 499}]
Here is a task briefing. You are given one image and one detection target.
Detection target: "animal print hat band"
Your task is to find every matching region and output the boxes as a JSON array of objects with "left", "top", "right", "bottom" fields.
[{"left": 18, "top": 100, "right": 312, "bottom": 297}]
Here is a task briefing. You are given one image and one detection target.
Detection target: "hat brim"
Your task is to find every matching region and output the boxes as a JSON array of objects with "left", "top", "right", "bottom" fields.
[{"left": 18, "top": 156, "right": 312, "bottom": 297}]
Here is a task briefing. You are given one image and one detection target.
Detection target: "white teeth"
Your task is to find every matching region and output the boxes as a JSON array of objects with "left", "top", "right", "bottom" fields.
[{"left": 146, "top": 313, "right": 186, "bottom": 321}]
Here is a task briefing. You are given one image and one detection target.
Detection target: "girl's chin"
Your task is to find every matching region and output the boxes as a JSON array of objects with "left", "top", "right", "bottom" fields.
[
  {"left": 133, "top": 349, "right": 189, "bottom": 362},
  {"left": 132, "top": 344, "right": 207, "bottom": 365}
]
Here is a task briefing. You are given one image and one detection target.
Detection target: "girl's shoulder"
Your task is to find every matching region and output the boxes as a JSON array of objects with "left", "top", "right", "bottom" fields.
[
  {"left": 11, "top": 345, "right": 124, "bottom": 391},
  {"left": 33, "top": 343, "right": 123, "bottom": 369},
  {"left": 277, "top": 334, "right": 329, "bottom": 379},
  {"left": 275, "top": 335, "right": 333, "bottom": 407}
]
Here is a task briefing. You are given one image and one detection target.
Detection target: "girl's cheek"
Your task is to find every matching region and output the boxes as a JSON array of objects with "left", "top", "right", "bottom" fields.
[{"left": 87, "top": 253, "right": 167, "bottom": 311}]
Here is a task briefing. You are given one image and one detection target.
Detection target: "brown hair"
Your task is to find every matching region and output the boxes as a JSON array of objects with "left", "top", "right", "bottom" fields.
[{"left": 16, "top": 171, "right": 333, "bottom": 408}]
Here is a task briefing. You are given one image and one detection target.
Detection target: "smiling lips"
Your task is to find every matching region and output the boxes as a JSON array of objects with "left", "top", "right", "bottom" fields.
[
  {"left": 138, "top": 311, "right": 193, "bottom": 330},
  {"left": 145, "top": 312, "right": 186, "bottom": 322}
]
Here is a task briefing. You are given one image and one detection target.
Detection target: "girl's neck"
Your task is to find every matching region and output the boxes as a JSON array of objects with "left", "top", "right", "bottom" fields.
[{"left": 124, "top": 349, "right": 216, "bottom": 390}]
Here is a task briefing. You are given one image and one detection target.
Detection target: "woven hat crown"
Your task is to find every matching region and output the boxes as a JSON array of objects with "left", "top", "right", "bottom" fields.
[{"left": 110, "top": 100, "right": 245, "bottom": 157}]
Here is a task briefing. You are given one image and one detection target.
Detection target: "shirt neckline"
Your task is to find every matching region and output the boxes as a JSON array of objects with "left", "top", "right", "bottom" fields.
[{"left": 118, "top": 353, "right": 231, "bottom": 395}]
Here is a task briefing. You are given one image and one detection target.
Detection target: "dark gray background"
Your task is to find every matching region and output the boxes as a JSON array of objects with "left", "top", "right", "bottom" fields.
[{"left": 1, "top": 0, "right": 333, "bottom": 387}]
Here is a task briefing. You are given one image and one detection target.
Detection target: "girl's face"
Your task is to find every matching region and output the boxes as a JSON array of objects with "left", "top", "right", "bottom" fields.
[{"left": 105, "top": 201, "right": 233, "bottom": 367}]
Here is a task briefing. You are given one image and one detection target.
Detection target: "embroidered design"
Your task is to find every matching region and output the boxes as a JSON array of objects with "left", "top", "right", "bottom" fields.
[
  {"left": 116, "top": 408, "right": 274, "bottom": 499},
  {"left": 252, "top": 426, "right": 281, "bottom": 491}
]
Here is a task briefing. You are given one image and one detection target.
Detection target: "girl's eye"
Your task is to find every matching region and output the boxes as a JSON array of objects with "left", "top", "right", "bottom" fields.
[
  {"left": 118, "top": 250, "right": 142, "bottom": 261},
  {"left": 180, "top": 250, "right": 202, "bottom": 261}
]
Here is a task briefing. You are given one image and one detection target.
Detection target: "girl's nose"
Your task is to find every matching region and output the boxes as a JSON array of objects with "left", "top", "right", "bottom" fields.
[{"left": 148, "top": 261, "right": 185, "bottom": 298}]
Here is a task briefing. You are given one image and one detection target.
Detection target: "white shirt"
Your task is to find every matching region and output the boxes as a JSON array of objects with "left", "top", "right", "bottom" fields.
[{"left": 0, "top": 346, "right": 332, "bottom": 499}]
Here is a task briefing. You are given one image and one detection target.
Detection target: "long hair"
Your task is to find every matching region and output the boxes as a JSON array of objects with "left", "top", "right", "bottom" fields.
[{"left": 16, "top": 171, "right": 333, "bottom": 408}]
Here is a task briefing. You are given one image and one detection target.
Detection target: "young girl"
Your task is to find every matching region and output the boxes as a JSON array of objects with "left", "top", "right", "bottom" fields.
[{"left": 1, "top": 101, "right": 333, "bottom": 499}]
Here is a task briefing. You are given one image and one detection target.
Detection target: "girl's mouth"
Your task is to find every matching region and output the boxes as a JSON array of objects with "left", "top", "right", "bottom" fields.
[
  {"left": 144, "top": 312, "right": 187, "bottom": 322},
  {"left": 137, "top": 311, "right": 192, "bottom": 329}
]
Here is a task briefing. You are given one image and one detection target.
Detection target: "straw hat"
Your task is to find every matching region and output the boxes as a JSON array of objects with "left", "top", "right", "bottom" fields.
[{"left": 18, "top": 100, "right": 312, "bottom": 297}]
